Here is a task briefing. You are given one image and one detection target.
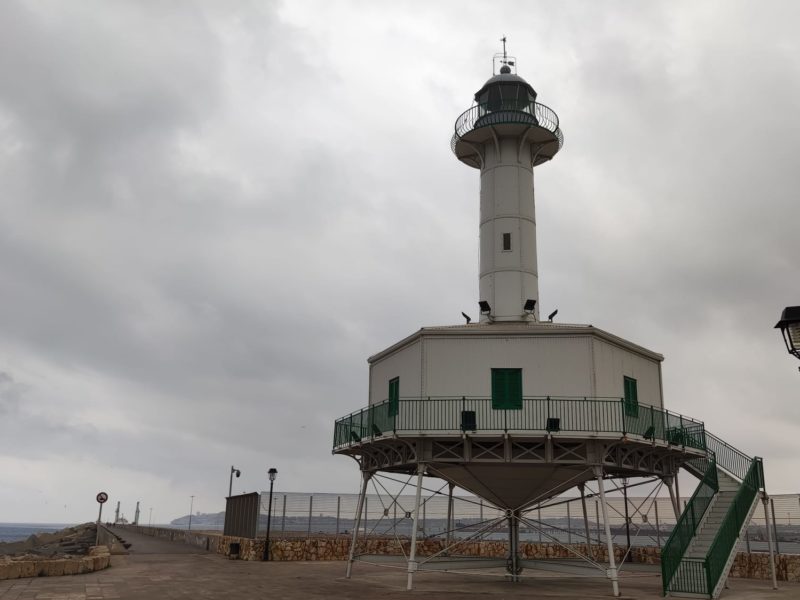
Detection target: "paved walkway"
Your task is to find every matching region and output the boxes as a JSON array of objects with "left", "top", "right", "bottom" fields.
[{"left": 1, "top": 530, "right": 798, "bottom": 599}]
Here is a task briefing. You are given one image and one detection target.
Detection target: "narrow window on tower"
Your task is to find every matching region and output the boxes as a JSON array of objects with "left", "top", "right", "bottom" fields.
[
  {"left": 502, "top": 233, "right": 512, "bottom": 251},
  {"left": 388, "top": 377, "right": 400, "bottom": 417},
  {"left": 491, "top": 368, "right": 522, "bottom": 409},
  {"left": 623, "top": 376, "right": 639, "bottom": 418}
]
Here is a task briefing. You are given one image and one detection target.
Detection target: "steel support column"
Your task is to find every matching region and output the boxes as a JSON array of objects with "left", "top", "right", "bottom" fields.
[
  {"left": 445, "top": 482, "right": 454, "bottom": 556},
  {"left": 594, "top": 466, "right": 620, "bottom": 597},
  {"left": 507, "top": 509, "right": 520, "bottom": 582},
  {"left": 346, "top": 471, "right": 371, "bottom": 579},
  {"left": 763, "top": 494, "right": 778, "bottom": 590},
  {"left": 579, "top": 483, "right": 593, "bottom": 560},
  {"left": 407, "top": 463, "right": 425, "bottom": 591},
  {"left": 664, "top": 476, "right": 681, "bottom": 521}
]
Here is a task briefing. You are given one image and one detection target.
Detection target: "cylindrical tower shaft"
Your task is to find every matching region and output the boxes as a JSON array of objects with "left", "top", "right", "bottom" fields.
[
  {"left": 480, "top": 138, "right": 539, "bottom": 321},
  {"left": 452, "top": 62, "right": 563, "bottom": 323}
]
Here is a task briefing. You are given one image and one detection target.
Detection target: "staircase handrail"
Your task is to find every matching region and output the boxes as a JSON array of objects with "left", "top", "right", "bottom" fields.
[
  {"left": 661, "top": 455, "right": 719, "bottom": 595},
  {"left": 703, "top": 431, "right": 754, "bottom": 482},
  {"left": 704, "top": 457, "right": 764, "bottom": 596}
]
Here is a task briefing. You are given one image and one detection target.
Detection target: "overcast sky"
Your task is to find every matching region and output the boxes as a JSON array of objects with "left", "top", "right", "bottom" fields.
[{"left": 0, "top": 0, "right": 798, "bottom": 524}]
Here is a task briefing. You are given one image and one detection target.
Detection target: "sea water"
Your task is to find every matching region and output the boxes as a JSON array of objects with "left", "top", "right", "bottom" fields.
[{"left": 0, "top": 523, "right": 75, "bottom": 543}]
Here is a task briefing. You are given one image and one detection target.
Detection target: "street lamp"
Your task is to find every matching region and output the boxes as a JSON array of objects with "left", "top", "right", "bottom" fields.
[
  {"left": 263, "top": 468, "right": 278, "bottom": 560},
  {"left": 229, "top": 465, "right": 241, "bottom": 497},
  {"left": 775, "top": 306, "right": 800, "bottom": 367}
]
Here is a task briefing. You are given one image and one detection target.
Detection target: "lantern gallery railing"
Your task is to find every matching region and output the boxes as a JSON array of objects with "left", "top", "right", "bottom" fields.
[
  {"left": 332, "top": 397, "right": 706, "bottom": 452},
  {"left": 450, "top": 100, "right": 564, "bottom": 155}
]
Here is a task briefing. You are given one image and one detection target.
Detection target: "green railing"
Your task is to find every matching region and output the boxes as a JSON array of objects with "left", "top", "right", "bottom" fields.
[
  {"left": 705, "top": 457, "right": 764, "bottom": 596},
  {"left": 661, "top": 437, "right": 764, "bottom": 597},
  {"left": 333, "top": 397, "right": 706, "bottom": 452},
  {"left": 661, "top": 456, "right": 718, "bottom": 595},
  {"left": 704, "top": 432, "right": 756, "bottom": 481}
]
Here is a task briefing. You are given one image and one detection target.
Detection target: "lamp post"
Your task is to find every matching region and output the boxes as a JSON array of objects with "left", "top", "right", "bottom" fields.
[
  {"left": 775, "top": 306, "right": 800, "bottom": 369},
  {"left": 188, "top": 495, "right": 194, "bottom": 531},
  {"left": 263, "top": 468, "right": 278, "bottom": 560},
  {"left": 229, "top": 465, "right": 241, "bottom": 497}
]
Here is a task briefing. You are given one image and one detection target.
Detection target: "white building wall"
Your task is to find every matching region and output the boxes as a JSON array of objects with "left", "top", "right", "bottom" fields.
[
  {"left": 368, "top": 340, "right": 422, "bottom": 405},
  {"left": 368, "top": 331, "right": 664, "bottom": 407},
  {"left": 422, "top": 335, "right": 593, "bottom": 398},
  {"left": 591, "top": 338, "right": 663, "bottom": 408}
]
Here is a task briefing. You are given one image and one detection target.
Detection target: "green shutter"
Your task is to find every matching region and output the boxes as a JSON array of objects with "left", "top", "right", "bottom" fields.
[
  {"left": 388, "top": 377, "right": 399, "bottom": 417},
  {"left": 624, "top": 376, "right": 639, "bottom": 417},
  {"left": 491, "top": 368, "right": 522, "bottom": 409}
]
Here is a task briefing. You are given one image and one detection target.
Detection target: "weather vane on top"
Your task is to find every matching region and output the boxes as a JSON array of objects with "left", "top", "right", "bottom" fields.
[{"left": 494, "top": 35, "right": 516, "bottom": 74}]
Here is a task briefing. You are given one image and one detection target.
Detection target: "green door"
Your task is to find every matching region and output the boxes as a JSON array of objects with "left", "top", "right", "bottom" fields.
[
  {"left": 624, "top": 376, "right": 639, "bottom": 417},
  {"left": 491, "top": 368, "right": 523, "bottom": 409},
  {"left": 388, "top": 377, "right": 399, "bottom": 417}
]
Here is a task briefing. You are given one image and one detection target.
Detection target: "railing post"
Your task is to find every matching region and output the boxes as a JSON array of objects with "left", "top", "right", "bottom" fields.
[
  {"left": 547, "top": 396, "right": 551, "bottom": 432},
  {"left": 620, "top": 398, "right": 626, "bottom": 436}
]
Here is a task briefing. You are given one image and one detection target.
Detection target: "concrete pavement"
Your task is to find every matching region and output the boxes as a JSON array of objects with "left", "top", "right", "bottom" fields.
[{"left": 1, "top": 528, "right": 797, "bottom": 599}]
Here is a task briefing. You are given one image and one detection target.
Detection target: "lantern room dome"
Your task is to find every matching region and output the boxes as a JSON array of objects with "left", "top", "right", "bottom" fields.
[{"left": 473, "top": 71, "right": 537, "bottom": 107}]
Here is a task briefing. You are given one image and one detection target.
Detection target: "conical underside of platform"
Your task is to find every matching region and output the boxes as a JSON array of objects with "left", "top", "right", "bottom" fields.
[{"left": 429, "top": 463, "right": 595, "bottom": 511}]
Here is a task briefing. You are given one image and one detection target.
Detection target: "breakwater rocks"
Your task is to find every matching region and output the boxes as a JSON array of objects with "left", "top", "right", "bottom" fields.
[{"left": 0, "top": 523, "right": 97, "bottom": 558}]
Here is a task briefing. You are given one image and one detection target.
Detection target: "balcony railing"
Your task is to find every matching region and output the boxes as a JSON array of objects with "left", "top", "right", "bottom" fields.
[
  {"left": 333, "top": 397, "right": 706, "bottom": 453},
  {"left": 451, "top": 101, "right": 564, "bottom": 156}
]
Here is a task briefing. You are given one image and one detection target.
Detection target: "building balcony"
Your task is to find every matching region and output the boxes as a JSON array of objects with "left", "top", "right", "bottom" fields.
[
  {"left": 333, "top": 396, "right": 706, "bottom": 453},
  {"left": 451, "top": 101, "right": 564, "bottom": 168}
]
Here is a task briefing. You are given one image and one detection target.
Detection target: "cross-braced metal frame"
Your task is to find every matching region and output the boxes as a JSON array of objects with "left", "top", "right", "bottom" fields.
[{"left": 341, "top": 432, "right": 706, "bottom": 595}]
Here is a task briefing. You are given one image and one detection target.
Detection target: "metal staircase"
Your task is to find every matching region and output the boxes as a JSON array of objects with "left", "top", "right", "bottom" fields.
[{"left": 661, "top": 433, "right": 765, "bottom": 598}]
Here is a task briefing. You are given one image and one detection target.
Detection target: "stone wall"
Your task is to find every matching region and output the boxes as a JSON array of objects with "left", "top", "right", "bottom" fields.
[
  {"left": 0, "top": 546, "right": 110, "bottom": 581},
  {"left": 117, "top": 526, "right": 800, "bottom": 582}
]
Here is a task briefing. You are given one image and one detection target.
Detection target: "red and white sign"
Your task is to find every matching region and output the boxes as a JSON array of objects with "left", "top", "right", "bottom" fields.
[{"left": 96, "top": 492, "right": 108, "bottom": 504}]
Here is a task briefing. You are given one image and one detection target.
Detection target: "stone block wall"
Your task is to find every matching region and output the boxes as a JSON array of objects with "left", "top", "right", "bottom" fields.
[
  {"left": 0, "top": 546, "right": 110, "bottom": 581},
  {"left": 117, "top": 526, "right": 800, "bottom": 583}
]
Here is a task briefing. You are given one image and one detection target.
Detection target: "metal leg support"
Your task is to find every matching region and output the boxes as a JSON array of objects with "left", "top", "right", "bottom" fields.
[
  {"left": 506, "top": 509, "right": 521, "bottom": 582},
  {"left": 594, "top": 466, "right": 620, "bottom": 597},
  {"left": 407, "top": 463, "right": 425, "bottom": 591},
  {"left": 346, "top": 471, "right": 371, "bottom": 579},
  {"left": 579, "top": 484, "right": 593, "bottom": 561},
  {"left": 664, "top": 476, "right": 681, "bottom": 521},
  {"left": 445, "top": 482, "right": 454, "bottom": 556},
  {"left": 763, "top": 494, "right": 778, "bottom": 590}
]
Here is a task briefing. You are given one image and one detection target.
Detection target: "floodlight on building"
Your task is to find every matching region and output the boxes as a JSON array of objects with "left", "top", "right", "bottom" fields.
[
  {"left": 524, "top": 299, "right": 536, "bottom": 314},
  {"left": 228, "top": 465, "right": 241, "bottom": 498},
  {"left": 775, "top": 306, "right": 800, "bottom": 364},
  {"left": 548, "top": 309, "right": 558, "bottom": 322},
  {"left": 461, "top": 312, "right": 472, "bottom": 324},
  {"left": 479, "top": 301, "right": 491, "bottom": 314}
]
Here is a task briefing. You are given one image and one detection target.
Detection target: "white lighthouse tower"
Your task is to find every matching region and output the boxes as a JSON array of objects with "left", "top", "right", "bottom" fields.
[
  {"left": 332, "top": 46, "right": 768, "bottom": 599},
  {"left": 452, "top": 48, "right": 562, "bottom": 322}
]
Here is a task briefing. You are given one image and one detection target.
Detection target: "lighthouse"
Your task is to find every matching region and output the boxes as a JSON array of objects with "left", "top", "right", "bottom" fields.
[
  {"left": 452, "top": 50, "right": 562, "bottom": 322},
  {"left": 332, "top": 45, "right": 767, "bottom": 599}
]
